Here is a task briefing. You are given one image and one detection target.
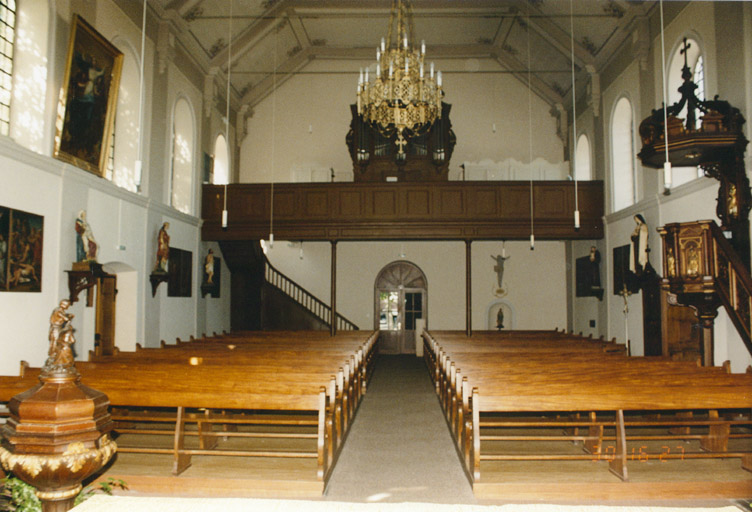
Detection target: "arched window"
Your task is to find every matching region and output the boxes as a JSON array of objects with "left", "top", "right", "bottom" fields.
[
  {"left": 170, "top": 97, "right": 194, "bottom": 214},
  {"left": 667, "top": 37, "right": 704, "bottom": 187},
  {"left": 212, "top": 133, "right": 229, "bottom": 185},
  {"left": 0, "top": 0, "right": 16, "bottom": 137},
  {"left": 108, "top": 42, "right": 140, "bottom": 193},
  {"left": 575, "top": 133, "right": 591, "bottom": 181},
  {"left": 611, "top": 96, "right": 635, "bottom": 212}
]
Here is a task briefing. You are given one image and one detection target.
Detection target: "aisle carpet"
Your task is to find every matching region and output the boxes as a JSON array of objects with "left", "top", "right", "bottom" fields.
[{"left": 323, "top": 354, "right": 476, "bottom": 503}]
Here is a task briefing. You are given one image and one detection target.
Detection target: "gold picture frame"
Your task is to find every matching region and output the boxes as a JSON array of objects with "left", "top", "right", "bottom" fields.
[{"left": 54, "top": 14, "right": 123, "bottom": 177}]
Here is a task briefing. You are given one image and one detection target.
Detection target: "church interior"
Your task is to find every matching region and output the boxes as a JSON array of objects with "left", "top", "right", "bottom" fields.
[{"left": 1, "top": 0, "right": 752, "bottom": 510}]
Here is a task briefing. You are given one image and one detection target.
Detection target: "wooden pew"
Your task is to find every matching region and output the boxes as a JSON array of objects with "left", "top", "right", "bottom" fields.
[
  {"left": 423, "top": 330, "right": 752, "bottom": 485},
  {"left": 0, "top": 330, "right": 378, "bottom": 486}
]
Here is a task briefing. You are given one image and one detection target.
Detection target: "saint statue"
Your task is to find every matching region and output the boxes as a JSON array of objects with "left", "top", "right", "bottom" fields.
[
  {"left": 75, "top": 210, "right": 98, "bottom": 262},
  {"left": 154, "top": 222, "right": 170, "bottom": 273},
  {"left": 204, "top": 249, "right": 215, "bottom": 285},
  {"left": 629, "top": 214, "right": 649, "bottom": 275},
  {"left": 496, "top": 306, "right": 505, "bottom": 330}
]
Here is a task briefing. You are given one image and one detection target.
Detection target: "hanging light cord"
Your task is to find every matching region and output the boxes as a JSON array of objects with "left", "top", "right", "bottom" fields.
[
  {"left": 570, "top": 0, "right": 580, "bottom": 229},
  {"left": 269, "top": 24, "right": 278, "bottom": 247},
  {"left": 136, "top": 0, "right": 147, "bottom": 190},
  {"left": 659, "top": 0, "right": 671, "bottom": 190},
  {"left": 222, "top": 0, "right": 233, "bottom": 228},
  {"left": 526, "top": 4, "right": 534, "bottom": 250}
]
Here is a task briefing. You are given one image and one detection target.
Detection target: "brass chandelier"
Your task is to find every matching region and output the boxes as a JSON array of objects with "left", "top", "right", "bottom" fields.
[{"left": 356, "top": 0, "right": 444, "bottom": 158}]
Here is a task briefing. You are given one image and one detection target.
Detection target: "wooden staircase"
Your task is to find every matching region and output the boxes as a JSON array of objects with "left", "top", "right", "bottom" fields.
[
  {"left": 659, "top": 220, "right": 752, "bottom": 364},
  {"left": 218, "top": 240, "right": 357, "bottom": 331},
  {"left": 265, "top": 260, "right": 358, "bottom": 331}
]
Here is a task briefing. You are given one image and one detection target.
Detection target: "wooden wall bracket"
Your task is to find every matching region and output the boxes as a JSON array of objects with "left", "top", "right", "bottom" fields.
[
  {"left": 65, "top": 262, "right": 107, "bottom": 306},
  {"left": 150, "top": 272, "right": 168, "bottom": 297}
]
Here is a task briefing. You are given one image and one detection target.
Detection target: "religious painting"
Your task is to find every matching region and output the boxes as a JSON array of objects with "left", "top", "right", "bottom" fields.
[
  {"left": 575, "top": 247, "right": 603, "bottom": 300},
  {"left": 0, "top": 206, "right": 9, "bottom": 289},
  {"left": 168, "top": 247, "right": 192, "bottom": 298},
  {"left": 54, "top": 14, "right": 123, "bottom": 177},
  {"left": 201, "top": 249, "right": 221, "bottom": 298},
  {"left": 1, "top": 206, "right": 43, "bottom": 292},
  {"left": 613, "top": 244, "right": 639, "bottom": 296}
]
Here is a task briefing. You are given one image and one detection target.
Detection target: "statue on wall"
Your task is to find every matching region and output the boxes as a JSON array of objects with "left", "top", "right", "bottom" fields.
[
  {"left": 496, "top": 306, "right": 505, "bottom": 330},
  {"left": 154, "top": 222, "right": 170, "bottom": 273},
  {"left": 204, "top": 249, "right": 215, "bottom": 285},
  {"left": 629, "top": 213, "right": 649, "bottom": 275},
  {"left": 75, "top": 210, "right": 98, "bottom": 262}
]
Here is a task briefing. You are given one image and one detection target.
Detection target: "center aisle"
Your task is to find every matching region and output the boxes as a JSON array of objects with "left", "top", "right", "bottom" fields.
[{"left": 324, "top": 354, "right": 476, "bottom": 504}]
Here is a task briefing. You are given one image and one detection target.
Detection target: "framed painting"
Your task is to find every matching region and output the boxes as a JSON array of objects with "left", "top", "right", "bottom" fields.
[
  {"left": 168, "top": 248, "right": 192, "bottom": 298},
  {"left": 54, "top": 14, "right": 123, "bottom": 177},
  {"left": 2, "top": 207, "right": 43, "bottom": 292},
  {"left": 0, "top": 206, "right": 8, "bottom": 289}
]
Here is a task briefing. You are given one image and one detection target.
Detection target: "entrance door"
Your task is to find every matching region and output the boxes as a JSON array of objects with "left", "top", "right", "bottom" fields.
[
  {"left": 375, "top": 261, "right": 427, "bottom": 354},
  {"left": 95, "top": 275, "right": 117, "bottom": 356}
]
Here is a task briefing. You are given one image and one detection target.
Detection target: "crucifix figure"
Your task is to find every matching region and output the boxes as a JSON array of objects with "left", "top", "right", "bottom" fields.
[{"left": 491, "top": 253, "right": 510, "bottom": 289}]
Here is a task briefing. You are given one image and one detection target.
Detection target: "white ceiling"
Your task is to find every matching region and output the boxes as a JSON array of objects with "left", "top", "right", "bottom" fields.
[{"left": 152, "top": 0, "right": 654, "bottom": 110}]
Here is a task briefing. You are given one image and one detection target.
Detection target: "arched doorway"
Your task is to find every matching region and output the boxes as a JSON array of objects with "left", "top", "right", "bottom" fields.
[{"left": 374, "top": 261, "right": 427, "bottom": 354}]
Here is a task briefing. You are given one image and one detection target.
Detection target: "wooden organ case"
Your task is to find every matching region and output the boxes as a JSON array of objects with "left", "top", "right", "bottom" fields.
[{"left": 346, "top": 102, "right": 456, "bottom": 182}]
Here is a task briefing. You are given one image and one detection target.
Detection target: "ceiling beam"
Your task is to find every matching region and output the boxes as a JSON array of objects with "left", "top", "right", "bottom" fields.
[
  {"left": 491, "top": 45, "right": 564, "bottom": 108},
  {"left": 210, "top": 0, "right": 292, "bottom": 70},
  {"left": 509, "top": 0, "right": 594, "bottom": 69}
]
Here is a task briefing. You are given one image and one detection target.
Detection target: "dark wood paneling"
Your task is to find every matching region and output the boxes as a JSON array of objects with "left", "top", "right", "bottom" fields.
[
  {"left": 202, "top": 181, "right": 604, "bottom": 241},
  {"left": 305, "top": 191, "right": 328, "bottom": 217},
  {"left": 406, "top": 189, "right": 431, "bottom": 216},
  {"left": 372, "top": 190, "right": 398, "bottom": 217},
  {"left": 438, "top": 189, "right": 464, "bottom": 216}
]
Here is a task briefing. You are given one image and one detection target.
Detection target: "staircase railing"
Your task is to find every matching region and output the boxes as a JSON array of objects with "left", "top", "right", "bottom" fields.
[
  {"left": 660, "top": 220, "right": 752, "bottom": 358},
  {"left": 264, "top": 261, "right": 359, "bottom": 331}
]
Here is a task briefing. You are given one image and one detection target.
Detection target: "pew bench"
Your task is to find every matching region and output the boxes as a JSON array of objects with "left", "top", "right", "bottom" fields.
[{"left": 423, "top": 330, "right": 752, "bottom": 487}]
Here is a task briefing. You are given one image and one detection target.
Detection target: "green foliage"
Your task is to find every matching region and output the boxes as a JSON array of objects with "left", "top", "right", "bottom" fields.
[
  {"left": 0, "top": 475, "right": 128, "bottom": 511},
  {"left": 0, "top": 477, "right": 40, "bottom": 512},
  {"left": 74, "top": 477, "right": 128, "bottom": 506}
]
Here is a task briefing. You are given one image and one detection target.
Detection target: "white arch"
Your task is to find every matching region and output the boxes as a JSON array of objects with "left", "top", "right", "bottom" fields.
[
  {"left": 213, "top": 132, "right": 230, "bottom": 185},
  {"left": 610, "top": 95, "right": 636, "bottom": 212},
  {"left": 102, "top": 261, "right": 139, "bottom": 353},
  {"left": 170, "top": 95, "right": 197, "bottom": 214},
  {"left": 109, "top": 35, "right": 142, "bottom": 193},
  {"left": 486, "top": 299, "right": 516, "bottom": 330},
  {"left": 575, "top": 132, "right": 592, "bottom": 181}
]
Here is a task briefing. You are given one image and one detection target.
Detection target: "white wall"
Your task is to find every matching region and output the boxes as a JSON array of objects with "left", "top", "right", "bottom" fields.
[
  {"left": 0, "top": 137, "right": 232, "bottom": 375},
  {"left": 240, "top": 58, "right": 564, "bottom": 183},
  {"left": 0, "top": 0, "right": 231, "bottom": 375},
  {"left": 265, "top": 239, "right": 568, "bottom": 332}
]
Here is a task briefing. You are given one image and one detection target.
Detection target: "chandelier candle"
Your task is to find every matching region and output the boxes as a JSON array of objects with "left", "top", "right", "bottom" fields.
[{"left": 357, "top": 0, "right": 444, "bottom": 158}]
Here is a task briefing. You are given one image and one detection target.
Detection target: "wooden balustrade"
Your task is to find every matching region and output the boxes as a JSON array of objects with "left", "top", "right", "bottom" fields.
[{"left": 202, "top": 181, "right": 604, "bottom": 242}]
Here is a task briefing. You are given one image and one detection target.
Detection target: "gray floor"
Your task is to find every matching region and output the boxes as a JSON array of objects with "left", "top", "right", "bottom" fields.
[{"left": 324, "top": 354, "right": 477, "bottom": 504}]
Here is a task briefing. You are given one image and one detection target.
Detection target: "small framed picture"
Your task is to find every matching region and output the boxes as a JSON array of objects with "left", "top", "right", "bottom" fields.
[{"left": 1, "top": 206, "right": 43, "bottom": 292}]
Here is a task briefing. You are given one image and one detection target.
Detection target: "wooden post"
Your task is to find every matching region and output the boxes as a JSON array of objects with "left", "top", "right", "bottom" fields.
[
  {"left": 331, "top": 240, "right": 338, "bottom": 337},
  {"left": 466, "top": 240, "right": 472, "bottom": 337}
]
